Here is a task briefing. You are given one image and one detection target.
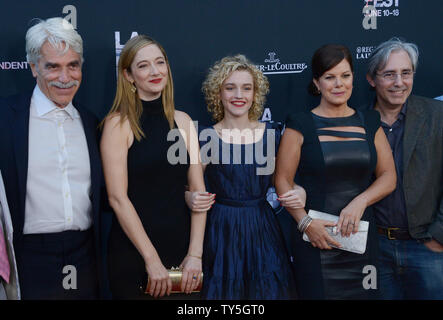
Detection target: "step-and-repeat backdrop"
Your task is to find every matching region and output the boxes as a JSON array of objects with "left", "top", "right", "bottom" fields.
[{"left": 1, "top": 0, "right": 442, "bottom": 124}]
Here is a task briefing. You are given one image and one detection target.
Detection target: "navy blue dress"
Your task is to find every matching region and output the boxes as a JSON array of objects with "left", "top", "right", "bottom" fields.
[{"left": 200, "top": 122, "right": 295, "bottom": 300}]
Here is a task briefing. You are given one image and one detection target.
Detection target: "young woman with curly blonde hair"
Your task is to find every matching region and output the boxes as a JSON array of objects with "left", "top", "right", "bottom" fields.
[{"left": 186, "top": 54, "right": 303, "bottom": 299}]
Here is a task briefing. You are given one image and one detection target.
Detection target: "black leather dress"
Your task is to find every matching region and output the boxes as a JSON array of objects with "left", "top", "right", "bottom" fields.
[{"left": 286, "top": 109, "right": 380, "bottom": 300}]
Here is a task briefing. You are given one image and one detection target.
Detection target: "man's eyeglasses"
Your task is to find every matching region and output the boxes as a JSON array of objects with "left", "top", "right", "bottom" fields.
[{"left": 376, "top": 70, "right": 415, "bottom": 81}]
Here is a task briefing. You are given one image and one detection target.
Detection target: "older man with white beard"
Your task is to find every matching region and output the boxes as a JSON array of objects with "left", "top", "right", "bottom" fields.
[{"left": 0, "top": 17, "right": 103, "bottom": 299}]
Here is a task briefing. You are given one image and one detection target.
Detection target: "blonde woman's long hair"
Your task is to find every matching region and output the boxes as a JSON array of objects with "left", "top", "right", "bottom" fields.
[{"left": 101, "top": 35, "right": 175, "bottom": 140}]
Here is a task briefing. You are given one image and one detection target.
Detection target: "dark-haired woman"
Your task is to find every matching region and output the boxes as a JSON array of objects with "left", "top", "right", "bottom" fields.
[{"left": 275, "top": 44, "right": 396, "bottom": 299}]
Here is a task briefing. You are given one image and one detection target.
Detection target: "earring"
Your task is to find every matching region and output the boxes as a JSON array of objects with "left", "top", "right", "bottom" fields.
[
  {"left": 316, "top": 86, "right": 321, "bottom": 95},
  {"left": 130, "top": 82, "right": 137, "bottom": 93}
]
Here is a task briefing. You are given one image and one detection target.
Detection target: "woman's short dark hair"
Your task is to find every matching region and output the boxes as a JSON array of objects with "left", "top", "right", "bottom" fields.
[{"left": 308, "top": 44, "right": 353, "bottom": 96}]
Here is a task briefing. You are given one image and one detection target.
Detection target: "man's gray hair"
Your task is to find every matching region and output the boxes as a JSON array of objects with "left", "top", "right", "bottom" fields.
[
  {"left": 367, "top": 37, "right": 419, "bottom": 79},
  {"left": 25, "top": 17, "right": 83, "bottom": 65}
]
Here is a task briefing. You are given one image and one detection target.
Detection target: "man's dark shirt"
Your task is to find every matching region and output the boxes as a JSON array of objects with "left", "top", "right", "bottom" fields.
[{"left": 373, "top": 103, "right": 409, "bottom": 229}]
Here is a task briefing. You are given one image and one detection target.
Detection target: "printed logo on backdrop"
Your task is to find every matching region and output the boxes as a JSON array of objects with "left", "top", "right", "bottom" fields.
[
  {"left": 435, "top": 95, "right": 443, "bottom": 101},
  {"left": 362, "top": 0, "right": 401, "bottom": 30},
  {"left": 0, "top": 61, "right": 29, "bottom": 71},
  {"left": 1, "top": 5, "right": 76, "bottom": 72},
  {"left": 256, "top": 52, "right": 307, "bottom": 75},
  {"left": 256, "top": 52, "right": 308, "bottom": 121},
  {"left": 355, "top": 46, "right": 376, "bottom": 60},
  {"left": 115, "top": 31, "right": 139, "bottom": 76}
]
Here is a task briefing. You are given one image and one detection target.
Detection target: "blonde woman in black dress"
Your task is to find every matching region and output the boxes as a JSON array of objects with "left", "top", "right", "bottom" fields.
[{"left": 101, "top": 35, "right": 206, "bottom": 299}]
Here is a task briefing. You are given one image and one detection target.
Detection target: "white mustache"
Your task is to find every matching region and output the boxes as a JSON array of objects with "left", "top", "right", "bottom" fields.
[{"left": 49, "top": 80, "right": 79, "bottom": 89}]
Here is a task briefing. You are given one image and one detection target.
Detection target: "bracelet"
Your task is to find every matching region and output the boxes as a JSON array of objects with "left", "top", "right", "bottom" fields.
[
  {"left": 187, "top": 254, "right": 202, "bottom": 260},
  {"left": 298, "top": 215, "right": 313, "bottom": 233},
  {"left": 297, "top": 215, "right": 309, "bottom": 232},
  {"left": 304, "top": 218, "right": 313, "bottom": 232}
]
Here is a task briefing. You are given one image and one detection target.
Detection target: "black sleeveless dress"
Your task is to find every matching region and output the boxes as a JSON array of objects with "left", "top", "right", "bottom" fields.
[
  {"left": 107, "top": 97, "right": 190, "bottom": 299},
  {"left": 286, "top": 109, "right": 380, "bottom": 300}
]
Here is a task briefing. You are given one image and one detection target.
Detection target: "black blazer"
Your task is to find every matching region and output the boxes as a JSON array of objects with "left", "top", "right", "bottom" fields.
[
  {"left": 368, "top": 95, "right": 443, "bottom": 243},
  {"left": 402, "top": 95, "right": 443, "bottom": 243},
  {"left": 0, "top": 91, "right": 104, "bottom": 286}
]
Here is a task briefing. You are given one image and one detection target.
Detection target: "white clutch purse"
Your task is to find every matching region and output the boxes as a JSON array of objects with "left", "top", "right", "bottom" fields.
[{"left": 302, "top": 210, "right": 369, "bottom": 254}]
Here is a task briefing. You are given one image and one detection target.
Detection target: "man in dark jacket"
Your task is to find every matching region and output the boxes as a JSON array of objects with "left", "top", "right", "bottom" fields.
[
  {"left": 367, "top": 38, "right": 443, "bottom": 299},
  {"left": 0, "top": 17, "right": 103, "bottom": 299}
]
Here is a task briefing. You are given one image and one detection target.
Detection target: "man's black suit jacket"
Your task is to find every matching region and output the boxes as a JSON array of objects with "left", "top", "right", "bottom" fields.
[{"left": 0, "top": 92, "right": 108, "bottom": 297}]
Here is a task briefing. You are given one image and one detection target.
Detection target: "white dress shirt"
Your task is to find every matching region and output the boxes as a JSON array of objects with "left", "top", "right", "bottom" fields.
[{"left": 23, "top": 85, "right": 92, "bottom": 234}]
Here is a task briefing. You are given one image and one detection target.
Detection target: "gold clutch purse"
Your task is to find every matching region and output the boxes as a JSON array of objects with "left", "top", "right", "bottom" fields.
[{"left": 142, "top": 267, "right": 203, "bottom": 294}]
